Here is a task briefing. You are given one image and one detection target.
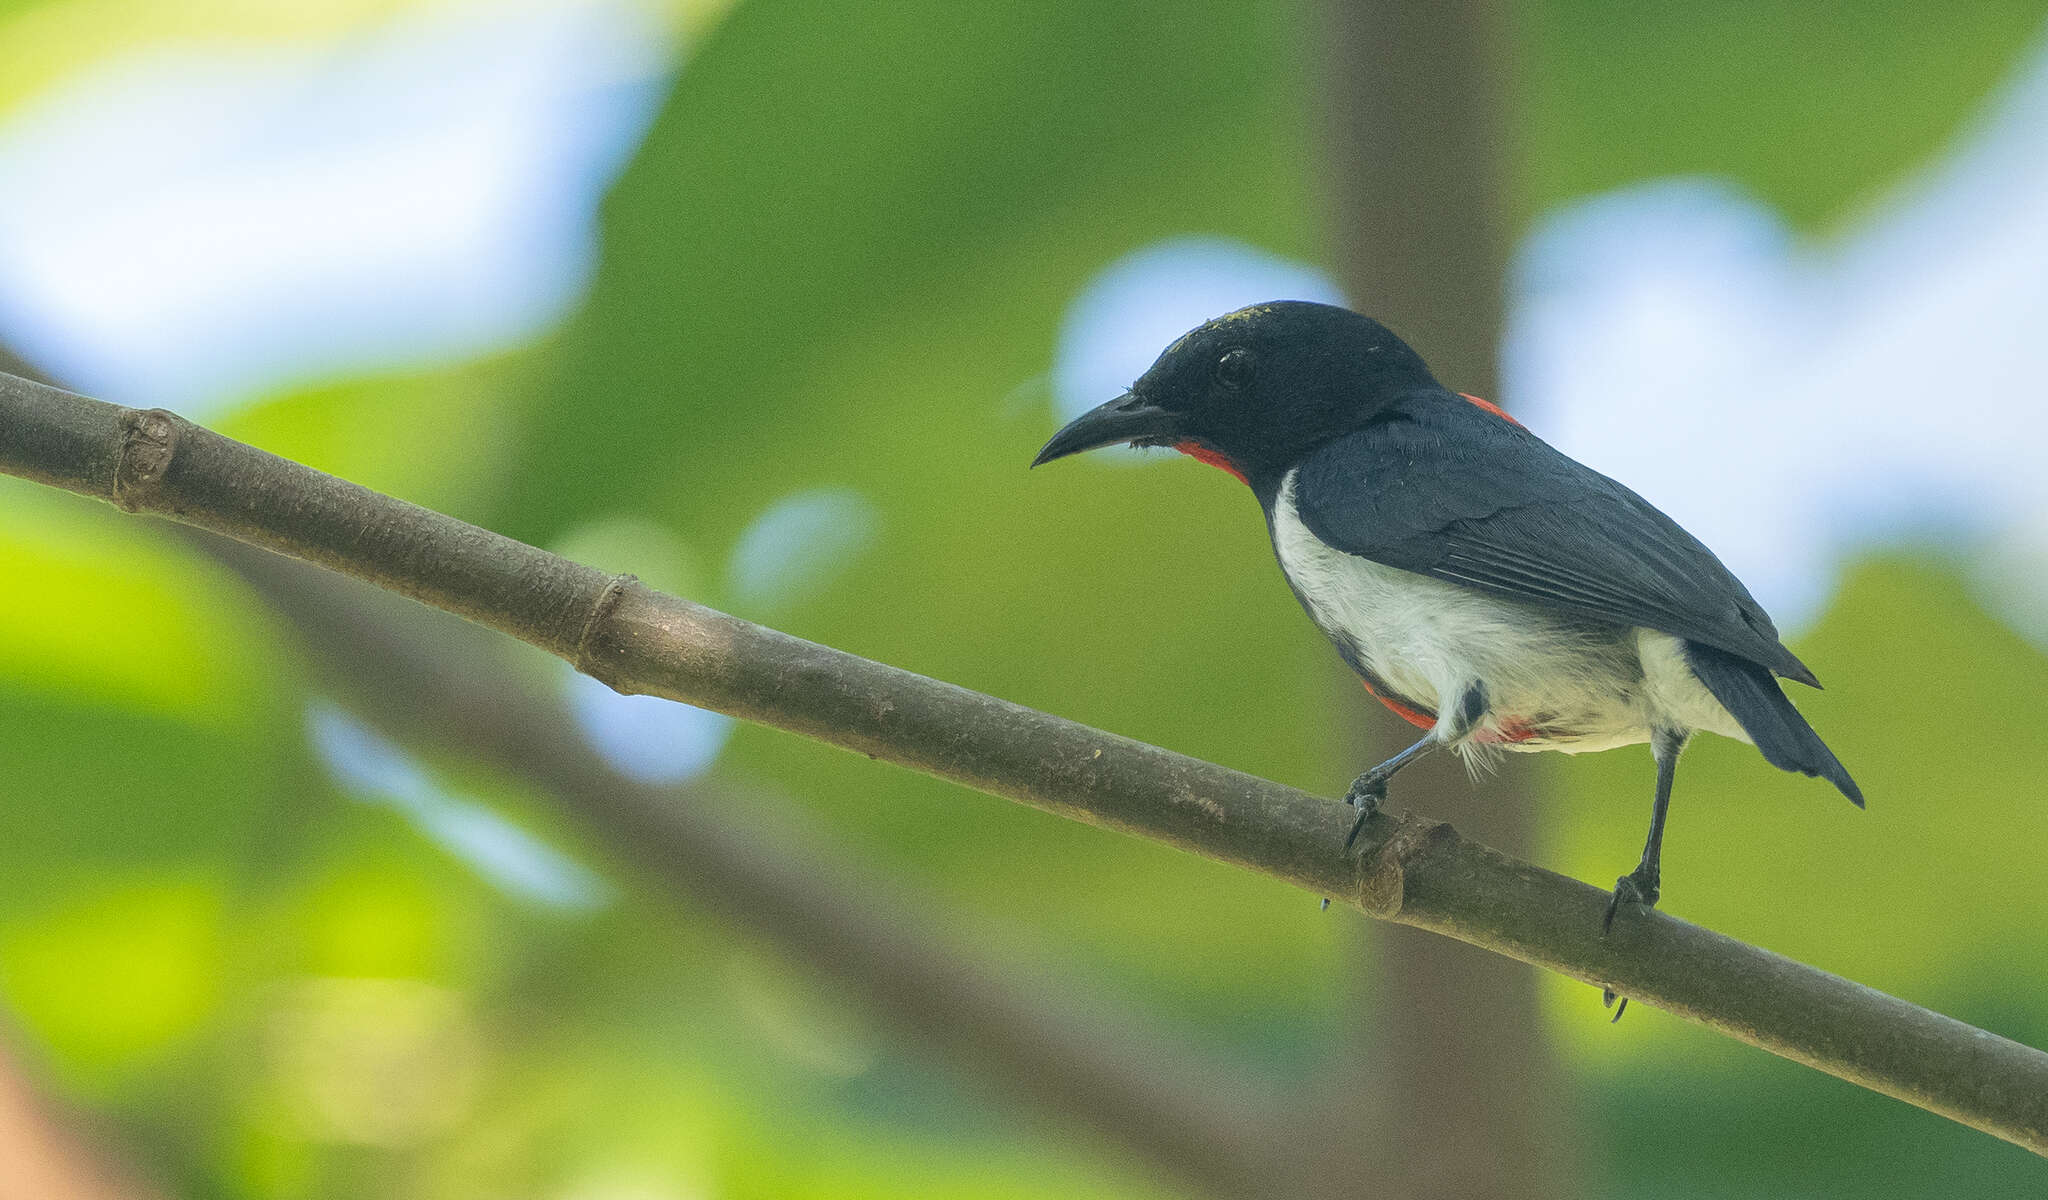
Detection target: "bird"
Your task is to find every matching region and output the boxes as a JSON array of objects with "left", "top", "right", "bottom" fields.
[{"left": 1032, "top": 300, "right": 1861, "bottom": 994}]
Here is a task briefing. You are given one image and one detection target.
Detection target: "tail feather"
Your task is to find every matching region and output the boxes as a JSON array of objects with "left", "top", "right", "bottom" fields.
[{"left": 1684, "top": 641, "right": 1862, "bottom": 807}]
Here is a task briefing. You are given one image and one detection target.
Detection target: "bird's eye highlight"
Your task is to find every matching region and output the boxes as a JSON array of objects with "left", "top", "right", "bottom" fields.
[{"left": 1215, "top": 348, "right": 1254, "bottom": 390}]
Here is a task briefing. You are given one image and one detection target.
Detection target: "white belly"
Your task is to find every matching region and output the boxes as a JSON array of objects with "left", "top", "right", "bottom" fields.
[{"left": 1269, "top": 470, "right": 1741, "bottom": 753}]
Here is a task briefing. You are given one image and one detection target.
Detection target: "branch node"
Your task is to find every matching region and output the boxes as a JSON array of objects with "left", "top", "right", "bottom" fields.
[
  {"left": 1356, "top": 817, "right": 1454, "bottom": 917},
  {"left": 576, "top": 572, "right": 639, "bottom": 691},
  {"left": 113, "top": 408, "right": 178, "bottom": 512}
]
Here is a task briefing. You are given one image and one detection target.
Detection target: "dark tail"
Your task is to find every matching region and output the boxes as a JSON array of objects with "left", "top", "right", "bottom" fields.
[{"left": 1684, "top": 641, "right": 1863, "bottom": 807}]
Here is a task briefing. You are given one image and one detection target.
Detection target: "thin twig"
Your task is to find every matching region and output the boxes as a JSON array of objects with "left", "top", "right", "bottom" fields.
[{"left": 5, "top": 374, "right": 2046, "bottom": 1155}]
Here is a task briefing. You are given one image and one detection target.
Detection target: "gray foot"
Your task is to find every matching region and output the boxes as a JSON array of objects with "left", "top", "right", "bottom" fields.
[
  {"left": 1341, "top": 773, "right": 1387, "bottom": 851},
  {"left": 1601, "top": 867, "right": 1661, "bottom": 1021},
  {"left": 1320, "top": 776, "right": 1390, "bottom": 911}
]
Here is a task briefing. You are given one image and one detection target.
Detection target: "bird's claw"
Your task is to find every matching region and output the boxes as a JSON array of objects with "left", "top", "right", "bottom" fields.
[
  {"left": 1320, "top": 775, "right": 1389, "bottom": 910},
  {"left": 1600, "top": 869, "right": 1659, "bottom": 935},
  {"left": 1599, "top": 868, "right": 1660, "bottom": 1022},
  {"left": 1341, "top": 774, "right": 1386, "bottom": 852}
]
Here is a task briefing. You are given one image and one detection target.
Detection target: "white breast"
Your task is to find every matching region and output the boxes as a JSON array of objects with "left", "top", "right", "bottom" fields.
[{"left": 1269, "top": 469, "right": 1663, "bottom": 753}]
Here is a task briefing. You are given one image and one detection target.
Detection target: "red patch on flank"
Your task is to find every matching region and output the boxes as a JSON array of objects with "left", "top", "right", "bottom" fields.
[
  {"left": 1173, "top": 440, "right": 1248, "bottom": 485},
  {"left": 1460, "top": 393, "right": 1522, "bottom": 428},
  {"left": 1359, "top": 677, "right": 1547, "bottom": 744},
  {"left": 1359, "top": 678, "right": 1436, "bottom": 732},
  {"left": 1479, "top": 718, "right": 1541, "bottom": 745}
]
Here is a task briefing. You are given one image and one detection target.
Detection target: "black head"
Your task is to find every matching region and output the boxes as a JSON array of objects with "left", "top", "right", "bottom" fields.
[{"left": 1031, "top": 301, "right": 1440, "bottom": 492}]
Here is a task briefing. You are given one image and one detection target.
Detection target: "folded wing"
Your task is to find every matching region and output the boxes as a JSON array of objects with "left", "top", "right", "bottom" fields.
[{"left": 1291, "top": 394, "right": 1819, "bottom": 686}]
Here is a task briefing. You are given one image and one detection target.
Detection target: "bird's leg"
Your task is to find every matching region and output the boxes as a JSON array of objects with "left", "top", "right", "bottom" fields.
[
  {"left": 1604, "top": 728, "right": 1686, "bottom": 929},
  {"left": 1603, "top": 727, "right": 1688, "bottom": 1020},
  {"left": 1319, "top": 738, "right": 1434, "bottom": 911},
  {"left": 1321, "top": 685, "right": 1486, "bottom": 911},
  {"left": 1339, "top": 734, "right": 1433, "bottom": 847},
  {"left": 1342, "top": 683, "right": 1486, "bottom": 850}
]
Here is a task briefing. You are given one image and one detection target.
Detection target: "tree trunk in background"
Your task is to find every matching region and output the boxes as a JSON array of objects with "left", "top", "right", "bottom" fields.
[
  {"left": 0, "top": 1038, "right": 160, "bottom": 1200},
  {"left": 1309, "top": 3, "right": 1579, "bottom": 1196}
]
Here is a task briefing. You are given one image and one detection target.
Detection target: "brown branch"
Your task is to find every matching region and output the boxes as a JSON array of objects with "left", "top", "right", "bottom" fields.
[{"left": 5, "top": 373, "right": 2048, "bottom": 1155}]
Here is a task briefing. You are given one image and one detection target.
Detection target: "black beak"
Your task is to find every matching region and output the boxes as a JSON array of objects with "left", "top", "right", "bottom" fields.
[{"left": 1031, "top": 392, "right": 1178, "bottom": 467}]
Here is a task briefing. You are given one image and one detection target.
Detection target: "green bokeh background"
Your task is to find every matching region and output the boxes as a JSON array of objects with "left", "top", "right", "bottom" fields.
[{"left": 3, "top": 0, "right": 2046, "bottom": 1195}]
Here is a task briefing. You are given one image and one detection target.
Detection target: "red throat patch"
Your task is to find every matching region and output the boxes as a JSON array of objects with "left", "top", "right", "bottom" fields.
[
  {"left": 1460, "top": 393, "right": 1522, "bottom": 428},
  {"left": 1172, "top": 440, "right": 1248, "bottom": 485}
]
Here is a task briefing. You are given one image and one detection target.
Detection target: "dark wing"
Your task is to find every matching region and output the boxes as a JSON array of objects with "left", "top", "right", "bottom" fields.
[{"left": 1291, "top": 395, "right": 1819, "bottom": 685}]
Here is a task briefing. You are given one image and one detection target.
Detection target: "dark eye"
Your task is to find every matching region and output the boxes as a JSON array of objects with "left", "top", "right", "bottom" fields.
[{"left": 1215, "top": 348, "right": 1254, "bottom": 390}]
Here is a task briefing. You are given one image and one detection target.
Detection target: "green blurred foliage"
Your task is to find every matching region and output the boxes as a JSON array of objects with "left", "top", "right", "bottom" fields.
[
  {"left": 4, "top": 0, "right": 2048, "bottom": 1196},
  {"left": 1520, "top": 0, "right": 2048, "bottom": 230}
]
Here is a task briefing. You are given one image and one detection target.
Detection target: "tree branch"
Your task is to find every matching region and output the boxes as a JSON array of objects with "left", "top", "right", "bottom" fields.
[{"left": 5, "top": 373, "right": 2047, "bottom": 1155}]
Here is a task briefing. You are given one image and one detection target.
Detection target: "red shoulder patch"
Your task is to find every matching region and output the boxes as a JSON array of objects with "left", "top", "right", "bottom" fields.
[
  {"left": 1172, "top": 440, "right": 1248, "bottom": 485},
  {"left": 1460, "top": 393, "right": 1522, "bottom": 428}
]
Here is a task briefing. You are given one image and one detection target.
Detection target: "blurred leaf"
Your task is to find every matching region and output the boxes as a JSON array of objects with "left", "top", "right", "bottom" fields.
[
  {"left": 221, "top": 351, "right": 533, "bottom": 519},
  {"left": 505, "top": 0, "right": 1320, "bottom": 537},
  {"left": 0, "top": 479, "right": 283, "bottom": 723},
  {"left": 1584, "top": 1006, "right": 2048, "bottom": 1197},
  {"left": 290, "top": 860, "right": 479, "bottom": 983},
  {"left": 1520, "top": 0, "right": 2048, "bottom": 230},
  {"left": 551, "top": 512, "right": 708, "bottom": 600},
  {"left": 0, "top": 876, "right": 225, "bottom": 1090},
  {"left": 0, "top": 0, "right": 426, "bottom": 119}
]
